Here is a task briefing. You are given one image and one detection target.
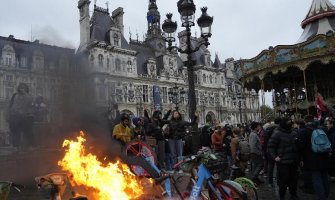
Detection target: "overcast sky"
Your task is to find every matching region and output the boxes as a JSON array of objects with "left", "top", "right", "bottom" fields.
[{"left": 0, "top": 0, "right": 318, "bottom": 106}]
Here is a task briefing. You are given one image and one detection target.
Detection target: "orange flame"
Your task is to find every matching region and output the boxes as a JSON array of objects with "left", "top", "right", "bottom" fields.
[{"left": 58, "top": 131, "right": 144, "bottom": 200}]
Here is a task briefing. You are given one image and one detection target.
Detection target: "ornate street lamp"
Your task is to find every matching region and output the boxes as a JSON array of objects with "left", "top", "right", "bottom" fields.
[
  {"left": 168, "top": 83, "right": 186, "bottom": 111},
  {"left": 232, "top": 92, "right": 246, "bottom": 124},
  {"left": 162, "top": 0, "right": 213, "bottom": 122}
]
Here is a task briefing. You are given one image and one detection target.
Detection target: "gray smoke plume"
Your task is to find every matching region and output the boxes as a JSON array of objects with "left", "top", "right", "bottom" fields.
[{"left": 33, "top": 26, "right": 75, "bottom": 48}]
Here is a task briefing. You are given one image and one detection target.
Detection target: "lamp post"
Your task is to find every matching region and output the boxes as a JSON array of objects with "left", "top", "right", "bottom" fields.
[
  {"left": 232, "top": 92, "right": 246, "bottom": 124},
  {"left": 168, "top": 83, "right": 186, "bottom": 111},
  {"left": 162, "top": 0, "right": 213, "bottom": 121}
]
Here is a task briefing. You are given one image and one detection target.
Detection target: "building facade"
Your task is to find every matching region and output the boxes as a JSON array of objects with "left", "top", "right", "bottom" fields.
[
  {"left": 77, "top": 0, "right": 260, "bottom": 125},
  {"left": 0, "top": 0, "right": 260, "bottom": 142}
]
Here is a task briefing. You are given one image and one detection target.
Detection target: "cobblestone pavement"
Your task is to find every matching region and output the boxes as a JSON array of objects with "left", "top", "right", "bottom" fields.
[{"left": 6, "top": 179, "right": 335, "bottom": 200}]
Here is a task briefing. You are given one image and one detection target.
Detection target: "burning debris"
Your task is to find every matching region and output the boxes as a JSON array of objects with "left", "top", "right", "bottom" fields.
[{"left": 58, "top": 131, "right": 144, "bottom": 200}]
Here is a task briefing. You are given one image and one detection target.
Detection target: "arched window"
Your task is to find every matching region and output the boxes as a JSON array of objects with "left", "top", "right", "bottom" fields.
[
  {"left": 127, "top": 60, "right": 132, "bottom": 73},
  {"left": 113, "top": 34, "right": 119, "bottom": 46},
  {"left": 115, "top": 58, "right": 121, "bottom": 71},
  {"left": 209, "top": 75, "right": 213, "bottom": 84},
  {"left": 203, "top": 74, "right": 206, "bottom": 83},
  {"left": 107, "top": 58, "right": 110, "bottom": 68},
  {"left": 90, "top": 55, "right": 94, "bottom": 67},
  {"left": 98, "top": 54, "right": 103, "bottom": 67}
]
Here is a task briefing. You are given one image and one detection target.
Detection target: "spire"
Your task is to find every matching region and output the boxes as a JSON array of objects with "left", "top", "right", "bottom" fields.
[
  {"left": 302, "top": 0, "right": 335, "bottom": 28},
  {"left": 213, "top": 53, "right": 222, "bottom": 68},
  {"left": 298, "top": 0, "right": 335, "bottom": 43},
  {"left": 146, "top": 0, "right": 162, "bottom": 38}
]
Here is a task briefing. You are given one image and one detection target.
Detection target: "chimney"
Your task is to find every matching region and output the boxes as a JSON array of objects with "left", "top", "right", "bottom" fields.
[{"left": 112, "top": 7, "right": 124, "bottom": 35}]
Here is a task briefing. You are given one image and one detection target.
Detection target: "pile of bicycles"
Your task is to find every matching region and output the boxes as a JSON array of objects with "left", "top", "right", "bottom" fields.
[
  {"left": 1, "top": 139, "right": 258, "bottom": 200},
  {"left": 124, "top": 139, "right": 258, "bottom": 200}
]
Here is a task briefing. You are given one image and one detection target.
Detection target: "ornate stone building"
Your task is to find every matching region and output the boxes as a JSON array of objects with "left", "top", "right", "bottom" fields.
[
  {"left": 77, "top": 0, "right": 260, "bottom": 125},
  {"left": 0, "top": 0, "right": 260, "bottom": 141},
  {"left": 0, "top": 35, "right": 77, "bottom": 143}
]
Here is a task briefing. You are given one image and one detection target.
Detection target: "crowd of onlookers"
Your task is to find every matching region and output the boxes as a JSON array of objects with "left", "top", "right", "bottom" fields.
[{"left": 111, "top": 106, "right": 335, "bottom": 200}]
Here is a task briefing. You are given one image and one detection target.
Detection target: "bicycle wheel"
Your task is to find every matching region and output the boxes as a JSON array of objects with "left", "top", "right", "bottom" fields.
[
  {"left": 234, "top": 177, "right": 258, "bottom": 200},
  {"left": 215, "top": 181, "right": 247, "bottom": 200},
  {"left": 125, "top": 140, "right": 157, "bottom": 177}
]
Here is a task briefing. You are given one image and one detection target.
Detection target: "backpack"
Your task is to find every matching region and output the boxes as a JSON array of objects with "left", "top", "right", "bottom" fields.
[
  {"left": 238, "top": 138, "right": 251, "bottom": 161},
  {"left": 311, "top": 129, "right": 332, "bottom": 153}
]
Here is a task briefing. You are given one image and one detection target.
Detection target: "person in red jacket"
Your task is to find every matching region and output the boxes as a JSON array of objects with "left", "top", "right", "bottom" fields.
[{"left": 211, "top": 127, "right": 226, "bottom": 152}]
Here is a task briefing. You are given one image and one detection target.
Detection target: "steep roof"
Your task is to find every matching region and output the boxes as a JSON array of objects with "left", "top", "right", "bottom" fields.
[
  {"left": 129, "top": 41, "right": 155, "bottom": 74},
  {"left": 298, "top": 0, "right": 335, "bottom": 42},
  {"left": 90, "top": 6, "right": 130, "bottom": 49}
]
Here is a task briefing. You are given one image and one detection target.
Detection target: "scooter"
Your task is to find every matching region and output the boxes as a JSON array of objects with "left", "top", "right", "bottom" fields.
[{"left": 35, "top": 173, "right": 87, "bottom": 200}]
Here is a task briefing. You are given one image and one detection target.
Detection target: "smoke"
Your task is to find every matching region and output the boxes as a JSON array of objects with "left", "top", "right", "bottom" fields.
[{"left": 33, "top": 25, "right": 76, "bottom": 49}]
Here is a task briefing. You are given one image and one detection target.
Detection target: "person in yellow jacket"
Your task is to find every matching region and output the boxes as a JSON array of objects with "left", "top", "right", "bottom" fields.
[{"left": 112, "top": 114, "right": 133, "bottom": 145}]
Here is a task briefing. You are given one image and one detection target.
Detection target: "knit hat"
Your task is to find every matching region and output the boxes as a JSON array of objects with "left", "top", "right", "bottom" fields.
[{"left": 132, "top": 117, "right": 141, "bottom": 125}]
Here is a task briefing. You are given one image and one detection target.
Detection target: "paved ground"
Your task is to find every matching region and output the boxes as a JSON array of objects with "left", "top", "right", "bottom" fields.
[
  {"left": 2, "top": 147, "right": 335, "bottom": 200},
  {"left": 5, "top": 172, "right": 335, "bottom": 200}
]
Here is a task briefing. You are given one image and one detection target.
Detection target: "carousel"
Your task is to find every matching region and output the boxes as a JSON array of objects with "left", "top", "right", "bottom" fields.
[{"left": 240, "top": 0, "right": 335, "bottom": 119}]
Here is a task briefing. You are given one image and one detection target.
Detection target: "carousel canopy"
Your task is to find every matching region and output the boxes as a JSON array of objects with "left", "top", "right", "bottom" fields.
[{"left": 298, "top": 0, "right": 335, "bottom": 43}]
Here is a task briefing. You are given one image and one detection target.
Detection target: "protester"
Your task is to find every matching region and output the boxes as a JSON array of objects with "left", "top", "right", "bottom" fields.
[
  {"left": 132, "top": 117, "right": 146, "bottom": 140},
  {"left": 166, "top": 110, "right": 197, "bottom": 165},
  {"left": 112, "top": 113, "right": 132, "bottom": 151},
  {"left": 231, "top": 127, "right": 248, "bottom": 173},
  {"left": 7, "top": 83, "right": 35, "bottom": 150},
  {"left": 263, "top": 117, "right": 280, "bottom": 187},
  {"left": 325, "top": 117, "right": 335, "bottom": 182},
  {"left": 211, "top": 127, "right": 225, "bottom": 152},
  {"left": 200, "top": 124, "right": 212, "bottom": 148},
  {"left": 268, "top": 117, "right": 299, "bottom": 200},
  {"left": 145, "top": 109, "right": 171, "bottom": 169},
  {"left": 298, "top": 115, "right": 332, "bottom": 200},
  {"left": 224, "top": 125, "right": 233, "bottom": 166},
  {"left": 248, "top": 121, "right": 264, "bottom": 185}
]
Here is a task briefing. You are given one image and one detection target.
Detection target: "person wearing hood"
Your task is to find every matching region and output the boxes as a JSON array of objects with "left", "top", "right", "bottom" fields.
[{"left": 268, "top": 117, "right": 299, "bottom": 200}]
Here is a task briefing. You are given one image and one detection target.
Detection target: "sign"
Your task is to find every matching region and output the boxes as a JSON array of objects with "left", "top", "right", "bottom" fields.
[{"left": 153, "top": 86, "right": 161, "bottom": 111}]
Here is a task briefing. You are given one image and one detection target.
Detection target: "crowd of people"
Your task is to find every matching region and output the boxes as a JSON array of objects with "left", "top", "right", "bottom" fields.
[{"left": 111, "top": 107, "right": 335, "bottom": 200}]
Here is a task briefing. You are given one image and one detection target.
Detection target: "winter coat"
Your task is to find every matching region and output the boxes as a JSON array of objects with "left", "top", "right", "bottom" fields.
[
  {"left": 144, "top": 109, "right": 171, "bottom": 141},
  {"left": 267, "top": 127, "right": 298, "bottom": 164},
  {"left": 249, "top": 131, "right": 262, "bottom": 156},
  {"left": 112, "top": 123, "right": 132, "bottom": 144},
  {"left": 167, "top": 116, "right": 197, "bottom": 140},
  {"left": 211, "top": 132, "right": 224, "bottom": 151}
]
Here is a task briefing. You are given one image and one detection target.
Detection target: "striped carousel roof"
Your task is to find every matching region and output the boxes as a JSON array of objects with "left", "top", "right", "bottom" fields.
[{"left": 298, "top": 0, "right": 335, "bottom": 42}]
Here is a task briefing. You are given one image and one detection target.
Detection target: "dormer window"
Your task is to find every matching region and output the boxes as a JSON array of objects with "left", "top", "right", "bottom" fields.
[{"left": 2, "top": 45, "right": 15, "bottom": 67}]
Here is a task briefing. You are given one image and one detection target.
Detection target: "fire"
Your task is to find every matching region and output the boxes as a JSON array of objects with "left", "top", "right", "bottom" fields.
[{"left": 58, "top": 131, "right": 144, "bottom": 200}]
